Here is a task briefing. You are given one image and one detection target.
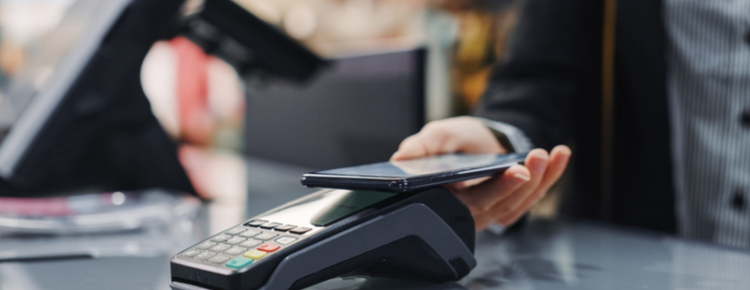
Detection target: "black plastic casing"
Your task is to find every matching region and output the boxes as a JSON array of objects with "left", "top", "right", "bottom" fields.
[{"left": 170, "top": 187, "right": 475, "bottom": 290}]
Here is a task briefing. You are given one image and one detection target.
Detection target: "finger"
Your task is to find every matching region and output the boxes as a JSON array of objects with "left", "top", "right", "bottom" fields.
[
  {"left": 453, "top": 164, "right": 530, "bottom": 211},
  {"left": 471, "top": 150, "right": 549, "bottom": 229},
  {"left": 391, "top": 128, "right": 452, "bottom": 161},
  {"left": 534, "top": 145, "right": 572, "bottom": 193},
  {"left": 472, "top": 177, "right": 537, "bottom": 230},
  {"left": 497, "top": 149, "right": 549, "bottom": 211},
  {"left": 455, "top": 166, "right": 530, "bottom": 230},
  {"left": 451, "top": 176, "right": 492, "bottom": 191},
  {"left": 474, "top": 213, "right": 495, "bottom": 231},
  {"left": 391, "top": 117, "right": 507, "bottom": 161},
  {"left": 391, "top": 135, "right": 428, "bottom": 161},
  {"left": 443, "top": 182, "right": 463, "bottom": 193},
  {"left": 472, "top": 189, "right": 527, "bottom": 230},
  {"left": 497, "top": 201, "right": 535, "bottom": 226},
  {"left": 496, "top": 146, "right": 571, "bottom": 225},
  {"left": 497, "top": 183, "right": 548, "bottom": 226}
]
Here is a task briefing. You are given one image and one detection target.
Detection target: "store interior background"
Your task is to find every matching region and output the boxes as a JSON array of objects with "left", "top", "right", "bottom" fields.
[{"left": 0, "top": 0, "right": 561, "bottom": 227}]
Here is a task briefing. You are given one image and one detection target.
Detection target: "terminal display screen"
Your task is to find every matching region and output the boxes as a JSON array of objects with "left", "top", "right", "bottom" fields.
[
  {"left": 310, "top": 190, "right": 397, "bottom": 226},
  {"left": 258, "top": 190, "right": 399, "bottom": 228}
]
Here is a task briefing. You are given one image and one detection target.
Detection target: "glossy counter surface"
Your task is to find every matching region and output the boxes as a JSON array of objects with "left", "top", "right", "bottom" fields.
[
  {"left": 1, "top": 158, "right": 749, "bottom": 290},
  {"left": 4, "top": 217, "right": 750, "bottom": 290}
]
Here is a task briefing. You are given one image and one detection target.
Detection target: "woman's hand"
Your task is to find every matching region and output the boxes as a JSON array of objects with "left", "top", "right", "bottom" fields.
[{"left": 391, "top": 117, "right": 571, "bottom": 230}]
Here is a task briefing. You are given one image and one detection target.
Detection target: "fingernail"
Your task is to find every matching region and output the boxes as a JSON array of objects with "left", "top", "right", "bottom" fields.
[
  {"left": 514, "top": 173, "right": 530, "bottom": 182},
  {"left": 507, "top": 173, "right": 530, "bottom": 187}
]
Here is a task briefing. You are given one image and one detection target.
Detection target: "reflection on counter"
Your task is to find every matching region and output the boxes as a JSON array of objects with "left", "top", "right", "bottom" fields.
[
  {"left": 461, "top": 219, "right": 750, "bottom": 290},
  {"left": 0, "top": 190, "right": 200, "bottom": 263},
  {"left": 179, "top": 145, "right": 249, "bottom": 233},
  {"left": 306, "top": 219, "right": 750, "bottom": 290},
  {"left": 2, "top": 218, "right": 750, "bottom": 290}
]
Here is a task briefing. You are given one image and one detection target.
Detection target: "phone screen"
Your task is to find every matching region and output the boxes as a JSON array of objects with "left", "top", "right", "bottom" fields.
[{"left": 315, "top": 153, "right": 525, "bottom": 178}]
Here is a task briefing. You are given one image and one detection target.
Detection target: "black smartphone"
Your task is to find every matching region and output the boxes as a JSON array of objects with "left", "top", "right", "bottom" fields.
[{"left": 300, "top": 153, "right": 526, "bottom": 193}]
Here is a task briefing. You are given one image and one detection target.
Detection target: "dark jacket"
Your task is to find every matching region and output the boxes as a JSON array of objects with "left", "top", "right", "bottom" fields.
[{"left": 475, "top": 0, "right": 676, "bottom": 233}]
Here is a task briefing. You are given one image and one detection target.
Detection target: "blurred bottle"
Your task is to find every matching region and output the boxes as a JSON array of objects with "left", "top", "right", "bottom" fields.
[
  {"left": 437, "top": 0, "right": 517, "bottom": 112},
  {"left": 141, "top": 37, "right": 246, "bottom": 200},
  {"left": 141, "top": 37, "right": 245, "bottom": 150}
]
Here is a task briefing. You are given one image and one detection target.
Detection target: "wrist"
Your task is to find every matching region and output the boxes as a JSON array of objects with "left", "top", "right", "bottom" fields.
[{"left": 473, "top": 117, "right": 534, "bottom": 153}]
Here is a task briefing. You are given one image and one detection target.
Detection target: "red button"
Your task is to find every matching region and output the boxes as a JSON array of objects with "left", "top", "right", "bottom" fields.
[{"left": 257, "top": 243, "right": 280, "bottom": 252}]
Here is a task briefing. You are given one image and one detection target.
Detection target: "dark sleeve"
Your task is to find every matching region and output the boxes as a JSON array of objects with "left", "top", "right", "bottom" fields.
[{"left": 474, "top": 0, "right": 603, "bottom": 151}]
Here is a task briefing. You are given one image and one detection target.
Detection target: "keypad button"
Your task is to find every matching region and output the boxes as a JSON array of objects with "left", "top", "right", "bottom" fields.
[
  {"left": 180, "top": 249, "right": 201, "bottom": 258},
  {"left": 239, "top": 229, "right": 261, "bottom": 238},
  {"left": 275, "top": 236, "right": 298, "bottom": 245},
  {"left": 209, "top": 255, "right": 231, "bottom": 264},
  {"left": 195, "top": 241, "right": 217, "bottom": 250},
  {"left": 274, "top": 224, "right": 297, "bottom": 231},
  {"left": 257, "top": 243, "right": 280, "bottom": 253},
  {"left": 259, "top": 222, "right": 283, "bottom": 229},
  {"left": 226, "top": 256, "right": 254, "bottom": 269},
  {"left": 210, "top": 234, "right": 232, "bottom": 242},
  {"left": 239, "top": 239, "right": 263, "bottom": 248},
  {"left": 209, "top": 244, "right": 232, "bottom": 252},
  {"left": 289, "top": 227, "right": 312, "bottom": 234},
  {"left": 244, "top": 220, "right": 268, "bottom": 227},
  {"left": 194, "top": 252, "right": 216, "bottom": 261},
  {"left": 244, "top": 250, "right": 267, "bottom": 260},
  {"left": 224, "top": 246, "right": 247, "bottom": 256},
  {"left": 225, "top": 227, "right": 248, "bottom": 235},
  {"left": 225, "top": 236, "right": 247, "bottom": 245},
  {"left": 254, "top": 232, "right": 279, "bottom": 240}
]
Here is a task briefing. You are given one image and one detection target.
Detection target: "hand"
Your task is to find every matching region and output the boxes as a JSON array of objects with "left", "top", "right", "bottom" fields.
[{"left": 391, "top": 116, "right": 571, "bottom": 230}]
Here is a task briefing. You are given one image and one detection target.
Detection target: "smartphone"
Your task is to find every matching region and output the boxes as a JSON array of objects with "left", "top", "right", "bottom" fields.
[{"left": 300, "top": 153, "right": 526, "bottom": 193}]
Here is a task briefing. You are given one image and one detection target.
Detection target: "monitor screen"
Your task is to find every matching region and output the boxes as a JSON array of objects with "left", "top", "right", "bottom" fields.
[{"left": 243, "top": 48, "right": 425, "bottom": 170}]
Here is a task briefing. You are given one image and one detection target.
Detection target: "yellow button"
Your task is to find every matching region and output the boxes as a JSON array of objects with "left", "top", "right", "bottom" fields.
[{"left": 243, "top": 250, "right": 267, "bottom": 260}]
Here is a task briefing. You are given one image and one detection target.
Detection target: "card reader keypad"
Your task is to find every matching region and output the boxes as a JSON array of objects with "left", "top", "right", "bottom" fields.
[
  {"left": 224, "top": 246, "right": 248, "bottom": 256},
  {"left": 194, "top": 241, "right": 216, "bottom": 250},
  {"left": 239, "top": 229, "right": 261, "bottom": 238},
  {"left": 208, "top": 243, "right": 232, "bottom": 252},
  {"left": 224, "top": 236, "right": 246, "bottom": 245},
  {"left": 259, "top": 222, "right": 282, "bottom": 229},
  {"left": 253, "top": 232, "right": 278, "bottom": 240},
  {"left": 178, "top": 219, "right": 314, "bottom": 270},
  {"left": 239, "top": 239, "right": 263, "bottom": 248}
]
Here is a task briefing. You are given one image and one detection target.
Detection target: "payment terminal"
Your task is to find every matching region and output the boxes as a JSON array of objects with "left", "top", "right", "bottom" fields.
[{"left": 170, "top": 187, "right": 476, "bottom": 290}]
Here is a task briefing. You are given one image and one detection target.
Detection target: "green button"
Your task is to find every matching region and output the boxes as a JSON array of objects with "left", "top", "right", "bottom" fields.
[{"left": 226, "top": 256, "right": 254, "bottom": 269}]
